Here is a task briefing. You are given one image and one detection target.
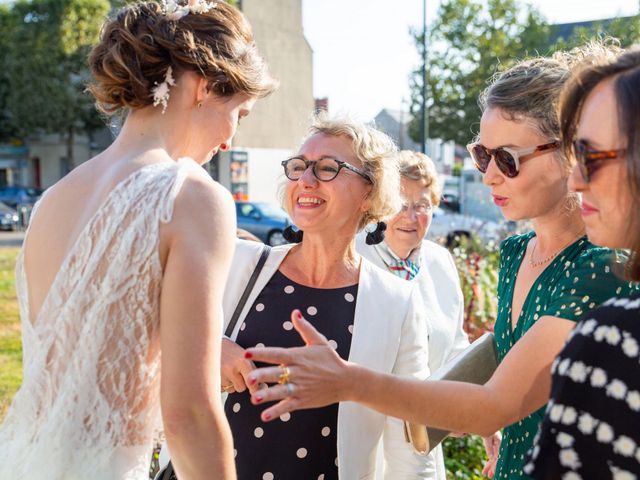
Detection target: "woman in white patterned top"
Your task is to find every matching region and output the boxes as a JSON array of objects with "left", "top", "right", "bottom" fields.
[{"left": 0, "top": 2, "right": 276, "bottom": 479}]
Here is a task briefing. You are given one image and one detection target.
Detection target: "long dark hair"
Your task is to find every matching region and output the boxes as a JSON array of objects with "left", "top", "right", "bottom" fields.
[{"left": 559, "top": 46, "right": 640, "bottom": 280}]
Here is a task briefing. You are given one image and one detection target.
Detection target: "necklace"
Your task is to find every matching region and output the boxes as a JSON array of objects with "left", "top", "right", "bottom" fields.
[{"left": 528, "top": 234, "right": 583, "bottom": 268}]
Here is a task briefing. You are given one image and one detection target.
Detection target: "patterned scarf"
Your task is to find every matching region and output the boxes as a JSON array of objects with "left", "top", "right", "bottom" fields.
[{"left": 373, "top": 240, "right": 422, "bottom": 280}]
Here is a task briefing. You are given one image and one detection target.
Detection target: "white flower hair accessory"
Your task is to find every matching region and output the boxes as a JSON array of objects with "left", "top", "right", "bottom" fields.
[
  {"left": 152, "top": 66, "right": 176, "bottom": 114},
  {"left": 162, "top": 0, "right": 216, "bottom": 21}
]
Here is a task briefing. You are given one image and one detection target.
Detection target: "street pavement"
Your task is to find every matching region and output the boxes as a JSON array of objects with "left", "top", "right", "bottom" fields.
[{"left": 0, "top": 231, "right": 25, "bottom": 248}]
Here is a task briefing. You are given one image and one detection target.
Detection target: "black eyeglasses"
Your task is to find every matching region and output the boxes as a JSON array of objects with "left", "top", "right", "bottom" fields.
[
  {"left": 467, "top": 141, "right": 560, "bottom": 178},
  {"left": 572, "top": 140, "right": 626, "bottom": 183},
  {"left": 281, "top": 156, "right": 372, "bottom": 183}
]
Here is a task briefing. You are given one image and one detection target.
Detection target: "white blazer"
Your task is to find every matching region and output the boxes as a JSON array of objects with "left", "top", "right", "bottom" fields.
[
  {"left": 356, "top": 235, "right": 470, "bottom": 480},
  {"left": 222, "top": 240, "right": 438, "bottom": 479},
  {"left": 356, "top": 235, "right": 469, "bottom": 371}
]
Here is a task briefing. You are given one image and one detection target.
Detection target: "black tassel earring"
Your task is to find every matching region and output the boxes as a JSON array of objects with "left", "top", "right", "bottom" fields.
[
  {"left": 365, "top": 221, "right": 387, "bottom": 245},
  {"left": 283, "top": 225, "right": 304, "bottom": 243}
]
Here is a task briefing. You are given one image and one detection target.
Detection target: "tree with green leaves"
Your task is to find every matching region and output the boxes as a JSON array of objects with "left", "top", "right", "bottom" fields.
[
  {"left": 551, "top": 14, "right": 640, "bottom": 50},
  {"left": 409, "top": 0, "right": 549, "bottom": 146},
  {"left": 2, "top": 0, "right": 110, "bottom": 164},
  {"left": 0, "top": 5, "right": 19, "bottom": 142},
  {"left": 409, "top": 0, "right": 640, "bottom": 147}
]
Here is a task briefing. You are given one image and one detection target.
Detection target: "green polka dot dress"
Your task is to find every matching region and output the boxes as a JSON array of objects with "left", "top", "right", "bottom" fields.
[{"left": 493, "top": 232, "right": 639, "bottom": 479}]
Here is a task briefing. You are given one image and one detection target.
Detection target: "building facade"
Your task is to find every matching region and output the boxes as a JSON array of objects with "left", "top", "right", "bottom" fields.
[{"left": 213, "top": 0, "right": 315, "bottom": 204}]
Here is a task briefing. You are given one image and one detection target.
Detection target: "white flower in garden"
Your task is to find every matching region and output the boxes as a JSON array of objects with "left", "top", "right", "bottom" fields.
[
  {"left": 558, "top": 358, "right": 571, "bottom": 376},
  {"left": 622, "top": 337, "right": 639, "bottom": 358},
  {"left": 591, "top": 368, "right": 608, "bottom": 387},
  {"left": 556, "top": 432, "right": 575, "bottom": 448},
  {"left": 569, "top": 361, "right": 588, "bottom": 382},
  {"left": 549, "top": 404, "right": 564, "bottom": 422},
  {"left": 605, "top": 326, "right": 622, "bottom": 345},
  {"left": 577, "top": 413, "right": 597, "bottom": 435},
  {"left": 607, "top": 379, "right": 628, "bottom": 400},
  {"left": 561, "top": 406, "right": 577, "bottom": 425},
  {"left": 613, "top": 436, "right": 636, "bottom": 457},
  {"left": 626, "top": 391, "right": 640, "bottom": 412},
  {"left": 596, "top": 422, "right": 615, "bottom": 443},
  {"left": 580, "top": 319, "right": 597, "bottom": 336},
  {"left": 594, "top": 325, "right": 608, "bottom": 342},
  {"left": 559, "top": 448, "right": 581, "bottom": 469}
]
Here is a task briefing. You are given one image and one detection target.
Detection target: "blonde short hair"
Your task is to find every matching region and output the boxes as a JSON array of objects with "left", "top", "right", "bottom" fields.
[
  {"left": 280, "top": 114, "right": 401, "bottom": 230},
  {"left": 396, "top": 150, "right": 441, "bottom": 206}
]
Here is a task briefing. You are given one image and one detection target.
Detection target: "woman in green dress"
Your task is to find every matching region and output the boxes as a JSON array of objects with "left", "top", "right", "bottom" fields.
[
  {"left": 240, "top": 47, "right": 638, "bottom": 478},
  {"left": 476, "top": 52, "right": 637, "bottom": 478}
]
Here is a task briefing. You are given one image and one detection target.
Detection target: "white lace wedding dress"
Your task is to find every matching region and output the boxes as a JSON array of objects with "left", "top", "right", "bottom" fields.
[{"left": 0, "top": 159, "right": 199, "bottom": 480}]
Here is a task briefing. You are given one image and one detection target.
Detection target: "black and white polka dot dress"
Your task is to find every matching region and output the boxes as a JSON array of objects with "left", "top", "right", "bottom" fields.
[{"left": 225, "top": 270, "right": 357, "bottom": 480}]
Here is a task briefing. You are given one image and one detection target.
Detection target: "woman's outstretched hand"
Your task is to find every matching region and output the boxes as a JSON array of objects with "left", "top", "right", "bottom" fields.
[{"left": 244, "top": 309, "right": 353, "bottom": 422}]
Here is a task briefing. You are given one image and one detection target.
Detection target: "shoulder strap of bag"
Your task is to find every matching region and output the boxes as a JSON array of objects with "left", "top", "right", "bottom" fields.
[
  {"left": 160, "top": 244, "right": 272, "bottom": 480},
  {"left": 224, "top": 244, "right": 271, "bottom": 338}
]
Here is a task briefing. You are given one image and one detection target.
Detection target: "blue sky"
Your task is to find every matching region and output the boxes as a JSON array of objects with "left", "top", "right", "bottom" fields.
[{"left": 302, "top": 0, "right": 639, "bottom": 120}]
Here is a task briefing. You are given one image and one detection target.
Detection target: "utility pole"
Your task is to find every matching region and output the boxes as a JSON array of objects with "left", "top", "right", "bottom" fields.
[{"left": 420, "top": 0, "right": 429, "bottom": 155}]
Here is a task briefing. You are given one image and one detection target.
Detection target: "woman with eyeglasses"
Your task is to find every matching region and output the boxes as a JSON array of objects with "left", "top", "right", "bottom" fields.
[
  {"left": 210, "top": 116, "right": 441, "bottom": 479},
  {"left": 242, "top": 48, "right": 638, "bottom": 480},
  {"left": 355, "top": 151, "right": 503, "bottom": 477}
]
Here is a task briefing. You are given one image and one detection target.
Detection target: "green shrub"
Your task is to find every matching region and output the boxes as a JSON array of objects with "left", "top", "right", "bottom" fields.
[{"left": 443, "top": 435, "right": 488, "bottom": 479}]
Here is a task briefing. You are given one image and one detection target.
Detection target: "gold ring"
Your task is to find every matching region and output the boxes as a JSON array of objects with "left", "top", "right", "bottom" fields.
[
  {"left": 221, "top": 384, "right": 234, "bottom": 393},
  {"left": 278, "top": 365, "right": 291, "bottom": 385}
]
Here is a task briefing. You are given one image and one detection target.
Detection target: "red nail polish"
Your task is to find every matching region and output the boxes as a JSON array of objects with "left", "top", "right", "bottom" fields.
[
  {"left": 244, "top": 352, "right": 253, "bottom": 359},
  {"left": 248, "top": 377, "right": 257, "bottom": 385},
  {"left": 263, "top": 413, "right": 271, "bottom": 421},
  {"left": 255, "top": 395, "right": 263, "bottom": 403},
  {"left": 296, "top": 311, "right": 302, "bottom": 320}
]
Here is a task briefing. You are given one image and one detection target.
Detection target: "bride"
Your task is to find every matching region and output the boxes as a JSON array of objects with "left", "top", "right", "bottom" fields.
[{"left": 0, "top": 1, "right": 275, "bottom": 479}]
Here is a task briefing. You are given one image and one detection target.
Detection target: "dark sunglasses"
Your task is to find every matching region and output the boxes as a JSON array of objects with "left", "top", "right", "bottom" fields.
[
  {"left": 572, "top": 140, "right": 626, "bottom": 183},
  {"left": 281, "top": 156, "right": 372, "bottom": 183},
  {"left": 467, "top": 141, "right": 560, "bottom": 178}
]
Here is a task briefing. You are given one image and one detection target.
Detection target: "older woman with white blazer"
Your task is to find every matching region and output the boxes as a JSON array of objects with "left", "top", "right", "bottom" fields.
[
  {"left": 356, "top": 151, "right": 468, "bottom": 372},
  {"left": 356, "top": 151, "right": 499, "bottom": 478}
]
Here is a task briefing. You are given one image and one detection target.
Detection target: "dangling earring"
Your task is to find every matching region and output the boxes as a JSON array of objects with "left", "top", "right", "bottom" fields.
[
  {"left": 365, "top": 221, "right": 387, "bottom": 245},
  {"left": 283, "top": 225, "right": 303, "bottom": 243}
]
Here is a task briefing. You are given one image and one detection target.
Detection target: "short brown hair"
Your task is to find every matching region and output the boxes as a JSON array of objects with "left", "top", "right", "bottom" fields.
[
  {"left": 559, "top": 45, "right": 640, "bottom": 280},
  {"left": 88, "top": 1, "right": 277, "bottom": 114},
  {"left": 396, "top": 151, "right": 441, "bottom": 206}
]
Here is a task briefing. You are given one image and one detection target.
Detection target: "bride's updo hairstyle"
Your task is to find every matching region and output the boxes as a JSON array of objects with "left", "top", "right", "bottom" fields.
[{"left": 88, "top": 1, "right": 277, "bottom": 114}]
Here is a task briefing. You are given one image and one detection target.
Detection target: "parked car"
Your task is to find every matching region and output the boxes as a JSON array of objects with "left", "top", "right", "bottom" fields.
[
  {"left": 0, "top": 202, "right": 19, "bottom": 231},
  {"left": 0, "top": 185, "right": 42, "bottom": 209},
  {"left": 427, "top": 203, "right": 514, "bottom": 248},
  {"left": 235, "top": 201, "right": 291, "bottom": 246}
]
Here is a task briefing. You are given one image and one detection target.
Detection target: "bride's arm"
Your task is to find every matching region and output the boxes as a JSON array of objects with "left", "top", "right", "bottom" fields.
[{"left": 159, "top": 172, "right": 236, "bottom": 479}]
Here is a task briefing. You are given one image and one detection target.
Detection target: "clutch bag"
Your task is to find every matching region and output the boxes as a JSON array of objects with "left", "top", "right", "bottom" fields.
[{"left": 403, "top": 332, "right": 498, "bottom": 454}]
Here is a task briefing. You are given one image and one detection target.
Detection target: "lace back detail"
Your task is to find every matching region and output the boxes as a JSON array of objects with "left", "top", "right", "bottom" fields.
[{"left": 1, "top": 159, "right": 199, "bottom": 480}]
